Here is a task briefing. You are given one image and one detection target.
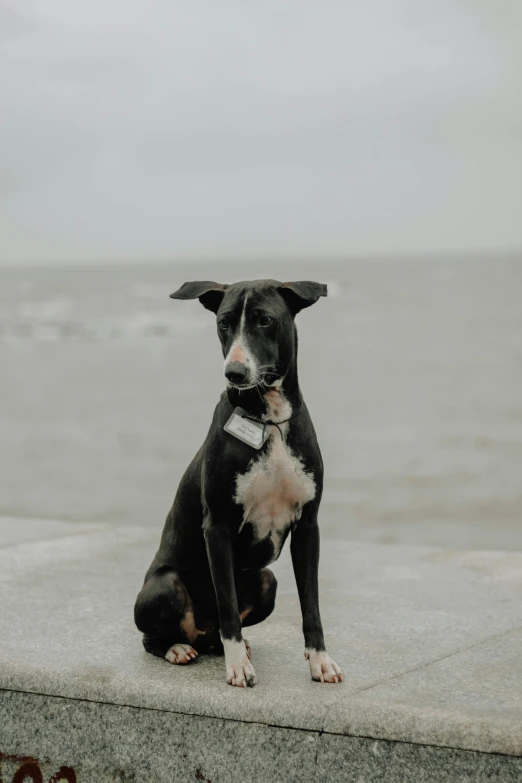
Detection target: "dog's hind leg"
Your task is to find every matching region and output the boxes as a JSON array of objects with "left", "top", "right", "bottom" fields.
[
  {"left": 237, "top": 567, "right": 277, "bottom": 628},
  {"left": 234, "top": 568, "right": 277, "bottom": 659},
  {"left": 134, "top": 568, "right": 200, "bottom": 664}
]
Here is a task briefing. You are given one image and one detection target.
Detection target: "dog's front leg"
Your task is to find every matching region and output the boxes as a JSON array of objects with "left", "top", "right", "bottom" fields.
[
  {"left": 290, "top": 506, "right": 344, "bottom": 684},
  {"left": 204, "top": 521, "right": 257, "bottom": 688}
]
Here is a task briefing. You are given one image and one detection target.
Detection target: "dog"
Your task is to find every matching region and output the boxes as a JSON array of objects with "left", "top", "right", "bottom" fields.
[{"left": 134, "top": 279, "right": 343, "bottom": 688}]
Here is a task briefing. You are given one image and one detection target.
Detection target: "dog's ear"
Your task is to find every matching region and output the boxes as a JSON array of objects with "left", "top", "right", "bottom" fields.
[
  {"left": 170, "top": 281, "right": 228, "bottom": 314},
  {"left": 277, "top": 281, "right": 327, "bottom": 315}
]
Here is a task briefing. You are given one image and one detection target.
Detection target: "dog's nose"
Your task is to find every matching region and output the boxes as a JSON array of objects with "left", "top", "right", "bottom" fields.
[{"left": 225, "top": 361, "right": 249, "bottom": 386}]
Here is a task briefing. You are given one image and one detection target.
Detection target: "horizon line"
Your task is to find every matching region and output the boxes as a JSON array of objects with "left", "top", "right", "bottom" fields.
[{"left": 0, "top": 247, "right": 521, "bottom": 270}]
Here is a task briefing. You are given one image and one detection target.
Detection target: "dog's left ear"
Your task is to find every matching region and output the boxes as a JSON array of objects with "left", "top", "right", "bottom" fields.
[
  {"left": 170, "top": 281, "right": 228, "bottom": 314},
  {"left": 277, "top": 281, "right": 327, "bottom": 315}
]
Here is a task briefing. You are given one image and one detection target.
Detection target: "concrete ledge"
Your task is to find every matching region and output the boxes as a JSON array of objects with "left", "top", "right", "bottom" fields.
[
  {"left": 1, "top": 519, "right": 522, "bottom": 781},
  {"left": 2, "top": 691, "right": 522, "bottom": 783}
]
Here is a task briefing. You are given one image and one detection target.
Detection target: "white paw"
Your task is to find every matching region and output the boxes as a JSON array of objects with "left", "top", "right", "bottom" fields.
[
  {"left": 244, "top": 638, "right": 252, "bottom": 659},
  {"left": 305, "top": 649, "right": 343, "bottom": 683},
  {"left": 223, "top": 638, "right": 257, "bottom": 688},
  {"left": 226, "top": 659, "right": 257, "bottom": 688},
  {"left": 165, "top": 643, "right": 198, "bottom": 665}
]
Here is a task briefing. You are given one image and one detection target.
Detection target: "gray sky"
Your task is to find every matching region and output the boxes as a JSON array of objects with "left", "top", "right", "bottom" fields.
[{"left": 1, "top": 0, "right": 521, "bottom": 264}]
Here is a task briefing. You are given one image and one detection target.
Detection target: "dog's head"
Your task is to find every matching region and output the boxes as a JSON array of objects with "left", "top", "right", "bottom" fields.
[{"left": 170, "top": 279, "right": 327, "bottom": 390}]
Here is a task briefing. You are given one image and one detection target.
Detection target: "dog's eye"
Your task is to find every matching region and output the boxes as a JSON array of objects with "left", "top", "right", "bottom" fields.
[
  {"left": 259, "top": 315, "right": 273, "bottom": 327},
  {"left": 218, "top": 318, "right": 230, "bottom": 331}
]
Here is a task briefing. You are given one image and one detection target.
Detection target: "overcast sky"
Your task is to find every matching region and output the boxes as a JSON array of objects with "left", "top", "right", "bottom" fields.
[{"left": 1, "top": 0, "right": 521, "bottom": 264}]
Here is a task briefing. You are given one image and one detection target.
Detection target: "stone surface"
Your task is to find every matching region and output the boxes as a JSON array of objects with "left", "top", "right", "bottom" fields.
[
  {"left": 2, "top": 691, "right": 522, "bottom": 783},
  {"left": 324, "top": 626, "right": 522, "bottom": 756},
  {"left": 1, "top": 518, "right": 522, "bottom": 781}
]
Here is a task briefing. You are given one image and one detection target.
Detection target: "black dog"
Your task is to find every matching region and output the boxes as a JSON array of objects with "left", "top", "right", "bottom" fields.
[{"left": 134, "top": 279, "right": 343, "bottom": 688}]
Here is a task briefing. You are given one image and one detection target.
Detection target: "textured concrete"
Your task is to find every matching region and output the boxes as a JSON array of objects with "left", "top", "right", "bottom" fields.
[
  {"left": 1, "top": 518, "right": 522, "bottom": 782},
  {"left": 2, "top": 691, "right": 522, "bottom": 783}
]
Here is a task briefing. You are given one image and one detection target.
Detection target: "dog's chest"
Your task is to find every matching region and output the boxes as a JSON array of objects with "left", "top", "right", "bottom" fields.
[{"left": 234, "top": 433, "right": 316, "bottom": 559}]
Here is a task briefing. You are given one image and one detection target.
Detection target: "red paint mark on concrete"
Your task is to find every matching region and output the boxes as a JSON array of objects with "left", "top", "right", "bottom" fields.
[
  {"left": 12, "top": 762, "right": 43, "bottom": 783},
  {"left": 48, "top": 768, "right": 76, "bottom": 783},
  {"left": 0, "top": 753, "right": 77, "bottom": 783}
]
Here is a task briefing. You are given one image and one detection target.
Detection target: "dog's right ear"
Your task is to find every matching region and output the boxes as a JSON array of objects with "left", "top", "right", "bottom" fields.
[
  {"left": 278, "top": 281, "right": 327, "bottom": 316},
  {"left": 170, "top": 281, "right": 228, "bottom": 313}
]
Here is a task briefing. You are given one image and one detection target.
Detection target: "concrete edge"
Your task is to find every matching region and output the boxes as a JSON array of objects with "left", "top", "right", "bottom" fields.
[
  {"left": 1, "top": 674, "right": 521, "bottom": 759},
  {"left": 2, "top": 689, "right": 522, "bottom": 783}
]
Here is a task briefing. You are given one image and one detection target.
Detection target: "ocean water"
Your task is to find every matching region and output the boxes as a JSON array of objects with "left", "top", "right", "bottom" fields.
[{"left": 1, "top": 257, "right": 521, "bottom": 550}]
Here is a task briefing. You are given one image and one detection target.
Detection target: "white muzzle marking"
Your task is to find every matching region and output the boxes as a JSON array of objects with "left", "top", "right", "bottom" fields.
[{"left": 223, "top": 293, "right": 258, "bottom": 385}]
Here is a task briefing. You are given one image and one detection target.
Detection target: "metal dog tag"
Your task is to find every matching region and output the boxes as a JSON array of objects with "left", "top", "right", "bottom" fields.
[{"left": 224, "top": 407, "right": 269, "bottom": 449}]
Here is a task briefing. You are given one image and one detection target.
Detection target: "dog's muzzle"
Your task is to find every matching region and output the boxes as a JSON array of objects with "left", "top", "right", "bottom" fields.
[{"left": 225, "top": 361, "right": 251, "bottom": 387}]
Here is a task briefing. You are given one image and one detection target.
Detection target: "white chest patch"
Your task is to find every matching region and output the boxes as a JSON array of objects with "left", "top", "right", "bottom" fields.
[{"left": 234, "top": 420, "right": 316, "bottom": 557}]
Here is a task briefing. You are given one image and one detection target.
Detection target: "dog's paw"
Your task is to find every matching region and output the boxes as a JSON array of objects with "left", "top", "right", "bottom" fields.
[
  {"left": 165, "top": 643, "right": 198, "bottom": 665},
  {"left": 244, "top": 638, "right": 252, "bottom": 659},
  {"left": 226, "top": 659, "right": 257, "bottom": 688},
  {"left": 305, "top": 649, "right": 343, "bottom": 683},
  {"left": 223, "top": 639, "right": 257, "bottom": 687}
]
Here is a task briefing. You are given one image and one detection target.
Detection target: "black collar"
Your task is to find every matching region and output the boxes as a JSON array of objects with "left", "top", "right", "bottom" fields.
[{"left": 242, "top": 402, "right": 302, "bottom": 441}]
